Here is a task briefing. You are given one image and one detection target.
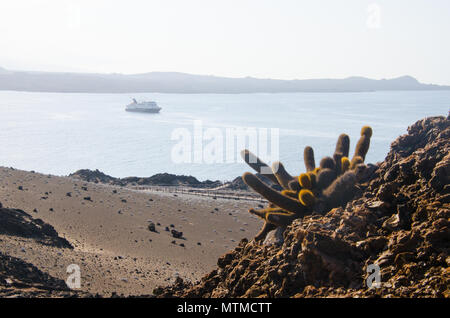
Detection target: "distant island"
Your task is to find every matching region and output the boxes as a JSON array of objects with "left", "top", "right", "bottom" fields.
[{"left": 0, "top": 66, "right": 449, "bottom": 93}]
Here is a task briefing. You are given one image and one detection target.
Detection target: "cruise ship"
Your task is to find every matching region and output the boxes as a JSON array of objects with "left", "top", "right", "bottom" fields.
[{"left": 125, "top": 98, "right": 161, "bottom": 113}]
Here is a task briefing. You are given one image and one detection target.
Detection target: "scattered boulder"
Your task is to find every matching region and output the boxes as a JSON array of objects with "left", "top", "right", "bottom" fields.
[
  {"left": 171, "top": 230, "right": 183, "bottom": 239},
  {"left": 148, "top": 222, "right": 157, "bottom": 233}
]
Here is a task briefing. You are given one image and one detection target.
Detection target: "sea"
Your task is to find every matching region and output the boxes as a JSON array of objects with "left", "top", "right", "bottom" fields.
[{"left": 0, "top": 90, "right": 448, "bottom": 181}]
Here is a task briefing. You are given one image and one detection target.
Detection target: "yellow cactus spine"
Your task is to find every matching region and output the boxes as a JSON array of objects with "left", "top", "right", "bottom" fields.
[
  {"left": 242, "top": 172, "right": 307, "bottom": 215},
  {"left": 350, "top": 155, "right": 364, "bottom": 170},
  {"left": 298, "top": 173, "right": 312, "bottom": 190},
  {"left": 298, "top": 189, "right": 315, "bottom": 207},
  {"left": 281, "top": 189, "right": 298, "bottom": 199},
  {"left": 306, "top": 171, "right": 317, "bottom": 189},
  {"left": 341, "top": 156, "right": 351, "bottom": 172},
  {"left": 361, "top": 126, "right": 373, "bottom": 138}
]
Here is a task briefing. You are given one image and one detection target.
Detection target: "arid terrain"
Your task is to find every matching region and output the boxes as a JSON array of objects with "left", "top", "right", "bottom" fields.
[
  {"left": 0, "top": 115, "right": 448, "bottom": 298},
  {"left": 0, "top": 168, "right": 261, "bottom": 296}
]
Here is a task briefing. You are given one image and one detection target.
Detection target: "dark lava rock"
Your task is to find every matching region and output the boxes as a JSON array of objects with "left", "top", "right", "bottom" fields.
[
  {"left": 148, "top": 222, "right": 157, "bottom": 233},
  {"left": 69, "top": 170, "right": 221, "bottom": 188},
  {"left": 0, "top": 252, "right": 92, "bottom": 297},
  {"left": 0, "top": 208, "right": 72, "bottom": 248},
  {"left": 171, "top": 230, "right": 183, "bottom": 239},
  {"left": 154, "top": 115, "right": 450, "bottom": 298}
]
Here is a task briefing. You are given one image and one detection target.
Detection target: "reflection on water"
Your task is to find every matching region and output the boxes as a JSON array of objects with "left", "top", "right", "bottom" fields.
[{"left": 0, "top": 90, "right": 448, "bottom": 181}]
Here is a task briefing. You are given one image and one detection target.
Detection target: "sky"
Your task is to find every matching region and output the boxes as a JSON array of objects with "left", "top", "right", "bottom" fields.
[{"left": 0, "top": 0, "right": 449, "bottom": 85}]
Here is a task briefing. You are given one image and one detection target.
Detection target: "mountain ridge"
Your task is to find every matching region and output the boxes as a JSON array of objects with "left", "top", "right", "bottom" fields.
[{"left": 0, "top": 67, "right": 448, "bottom": 93}]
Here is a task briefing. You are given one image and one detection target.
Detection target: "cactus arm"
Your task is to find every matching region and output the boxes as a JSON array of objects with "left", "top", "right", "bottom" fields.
[
  {"left": 265, "top": 210, "right": 296, "bottom": 227},
  {"left": 303, "top": 146, "right": 316, "bottom": 172},
  {"left": 240, "top": 149, "right": 280, "bottom": 185},
  {"left": 341, "top": 157, "right": 350, "bottom": 172},
  {"left": 249, "top": 207, "right": 286, "bottom": 220},
  {"left": 333, "top": 152, "right": 343, "bottom": 175},
  {"left": 316, "top": 168, "right": 337, "bottom": 191},
  {"left": 353, "top": 126, "right": 372, "bottom": 161},
  {"left": 353, "top": 135, "right": 371, "bottom": 161},
  {"left": 281, "top": 189, "right": 299, "bottom": 199},
  {"left": 350, "top": 155, "right": 364, "bottom": 170},
  {"left": 272, "top": 161, "right": 294, "bottom": 189},
  {"left": 242, "top": 172, "right": 307, "bottom": 215},
  {"left": 319, "top": 156, "right": 336, "bottom": 170},
  {"left": 298, "top": 189, "right": 316, "bottom": 207},
  {"left": 335, "top": 134, "right": 350, "bottom": 158},
  {"left": 288, "top": 179, "right": 302, "bottom": 192}
]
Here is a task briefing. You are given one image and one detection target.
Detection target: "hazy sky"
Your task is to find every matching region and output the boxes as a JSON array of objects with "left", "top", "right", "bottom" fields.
[{"left": 1, "top": 0, "right": 449, "bottom": 84}]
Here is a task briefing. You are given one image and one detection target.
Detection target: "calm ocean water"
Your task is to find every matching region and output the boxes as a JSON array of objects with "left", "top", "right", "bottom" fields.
[{"left": 0, "top": 90, "right": 448, "bottom": 181}]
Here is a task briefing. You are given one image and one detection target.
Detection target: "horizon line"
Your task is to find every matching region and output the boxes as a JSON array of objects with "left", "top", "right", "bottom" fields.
[{"left": 1, "top": 65, "right": 449, "bottom": 87}]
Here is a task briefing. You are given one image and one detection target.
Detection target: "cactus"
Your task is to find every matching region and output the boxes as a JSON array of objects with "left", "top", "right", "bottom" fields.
[
  {"left": 272, "top": 161, "right": 294, "bottom": 189},
  {"left": 281, "top": 189, "right": 298, "bottom": 199},
  {"left": 266, "top": 210, "right": 297, "bottom": 227},
  {"left": 350, "top": 155, "right": 364, "bottom": 170},
  {"left": 335, "top": 133, "right": 350, "bottom": 157},
  {"left": 307, "top": 171, "right": 317, "bottom": 189},
  {"left": 240, "top": 149, "right": 279, "bottom": 185},
  {"left": 333, "top": 152, "right": 343, "bottom": 175},
  {"left": 242, "top": 172, "right": 307, "bottom": 215},
  {"left": 317, "top": 168, "right": 337, "bottom": 191},
  {"left": 320, "top": 156, "right": 336, "bottom": 170},
  {"left": 288, "top": 179, "right": 302, "bottom": 192},
  {"left": 353, "top": 126, "right": 373, "bottom": 161},
  {"left": 298, "top": 189, "right": 315, "bottom": 207},
  {"left": 321, "top": 170, "right": 358, "bottom": 209},
  {"left": 341, "top": 157, "right": 350, "bottom": 173},
  {"left": 298, "top": 173, "right": 312, "bottom": 190},
  {"left": 249, "top": 207, "right": 281, "bottom": 220},
  {"left": 303, "top": 146, "right": 316, "bottom": 172},
  {"left": 241, "top": 126, "right": 373, "bottom": 241},
  {"left": 361, "top": 125, "right": 373, "bottom": 138}
]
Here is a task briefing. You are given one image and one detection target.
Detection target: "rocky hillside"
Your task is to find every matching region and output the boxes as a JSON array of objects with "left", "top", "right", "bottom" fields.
[
  {"left": 0, "top": 207, "right": 72, "bottom": 248},
  {"left": 0, "top": 252, "right": 92, "bottom": 297},
  {"left": 69, "top": 169, "right": 222, "bottom": 188},
  {"left": 0, "top": 206, "right": 90, "bottom": 297},
  {"left": 154, "top": 115, "right": 449, "bottom": 298}
]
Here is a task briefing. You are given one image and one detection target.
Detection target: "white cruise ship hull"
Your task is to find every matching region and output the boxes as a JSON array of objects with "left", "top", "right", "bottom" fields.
[{"left": 125, "top": 107, "right": 161, "bottom": 113}]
